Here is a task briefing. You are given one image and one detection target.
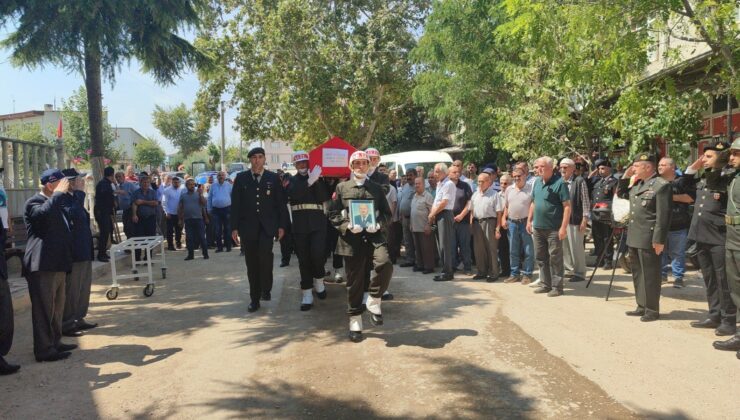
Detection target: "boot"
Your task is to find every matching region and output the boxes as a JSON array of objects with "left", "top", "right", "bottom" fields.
[
  {"left": 348, "top": 316, "right": 363, "bottom": 342},
  {"left": 300, "top": 289, "right": 314, "bottom": 311},
  {"left": 366, "top": 295, "right": 383, "bottom": 326},
  {"left": 314, "top": 278, "right": 327, "bottom": 299}
]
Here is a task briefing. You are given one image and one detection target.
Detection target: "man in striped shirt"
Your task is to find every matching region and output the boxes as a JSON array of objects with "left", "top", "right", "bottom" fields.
[{"left": 559, "top": 158, "right": 591, "bottom": 283}]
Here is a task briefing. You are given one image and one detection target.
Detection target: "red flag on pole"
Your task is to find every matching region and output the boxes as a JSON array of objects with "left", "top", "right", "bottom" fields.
[{"left": 56, "top": 118, "right": 63, "bottom": 139}]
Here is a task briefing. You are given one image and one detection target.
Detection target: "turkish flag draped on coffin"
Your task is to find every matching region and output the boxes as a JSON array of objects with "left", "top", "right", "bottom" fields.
[{"left": 308, "top": 137, "right": 357, "bottom": 178}]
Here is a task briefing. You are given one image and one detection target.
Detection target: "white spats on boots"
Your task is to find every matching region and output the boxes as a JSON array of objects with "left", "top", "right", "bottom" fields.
[
  {"left": 362, "top": 292, "right": 369, "bottom": 306},
  {"left": 366, "top": 295, "right": 384, "bottom": 326},
  {"left": 348, "top": 315, "right": 363, "bottom": 342},
  {"left": 314, "top": 278, "right": 327, "bottom": 299},
  {"left": 300, "top": 289, "right": 314, "bottom": 311}
]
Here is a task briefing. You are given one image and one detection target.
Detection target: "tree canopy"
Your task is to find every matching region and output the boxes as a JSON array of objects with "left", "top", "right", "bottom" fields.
[
  {"left": 195, "top": 0, "right": 429, "bottom": 150},
  {"left": 134, "top": 137, "right": 166, "bottom": 169},
  {"left": 61, "top": 86, "right": 118, "bottom": 163},
  {"left": 152, "top": 103, "right": 210, "bottom": 157}
]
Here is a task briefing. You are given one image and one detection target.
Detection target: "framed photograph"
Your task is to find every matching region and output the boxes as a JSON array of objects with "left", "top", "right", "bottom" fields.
[{"left": 349, "top": 199, "right": 376, "bottom": 229}]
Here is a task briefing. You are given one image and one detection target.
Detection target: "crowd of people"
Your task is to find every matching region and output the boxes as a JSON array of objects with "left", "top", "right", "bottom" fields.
[{"left": 3, "top": 139, "right": 740, "bottom": 374}]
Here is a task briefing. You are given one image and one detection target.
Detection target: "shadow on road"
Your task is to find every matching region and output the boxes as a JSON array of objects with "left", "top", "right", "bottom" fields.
[{"left": 365, "top": 328, "right": 478, "bottom": 348}]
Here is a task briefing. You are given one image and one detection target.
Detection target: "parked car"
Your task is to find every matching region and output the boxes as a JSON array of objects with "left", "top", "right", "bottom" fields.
[
  {"left": 380, "top": 151, "right": 454, "bottom": 178},
  {"left": 195, "top": 171, "right": 219, "bottom": 185}
]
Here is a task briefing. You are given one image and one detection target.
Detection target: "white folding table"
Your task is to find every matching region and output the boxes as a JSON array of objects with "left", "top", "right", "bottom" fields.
[{"left": 106, "top": 236, "right": 167, "bottom": 300}]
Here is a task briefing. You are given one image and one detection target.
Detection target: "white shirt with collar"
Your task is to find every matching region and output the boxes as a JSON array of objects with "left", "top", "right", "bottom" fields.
[{"left": 433, "top": 177, "right": 456, "bottom": 211}]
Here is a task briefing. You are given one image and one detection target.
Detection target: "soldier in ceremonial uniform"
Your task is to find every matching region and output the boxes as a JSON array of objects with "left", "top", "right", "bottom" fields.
[
  {"left": 716, "top": 138, "right": 740, "bottom": 357},
  {"left": 617, "top": 154, "right": 672, "bottom": 322},
  {"left": 365, "top": 147, "right": 394, "bottom": 302},
  {"left": 231, "top": 147, "right": 289, "bottom": 313},
  {"left": 286, "top": 151, "right": 329, "bottom": 311},
  {"left": 588, "top": 159, "right": 618, "bottom": 268},
  {"left": 329, "top": 151, "right": 393, "bottom": 342},
  {"left": 683, "top": 142, "right": 737, "bottom": 336}
]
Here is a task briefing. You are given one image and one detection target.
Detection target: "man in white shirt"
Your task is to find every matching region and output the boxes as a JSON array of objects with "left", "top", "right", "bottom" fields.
[
  {"left": 162, "top": 177, "right": 184, "bottom": 250},
  {"left": 428, "top": 163, "right": 456, "bottom": 281},
  {"left": 470, "top": 172, "right": 504, "bottom": 282},
  {"left": 503, "top": 168, "right": 535, "bottom": 284}
]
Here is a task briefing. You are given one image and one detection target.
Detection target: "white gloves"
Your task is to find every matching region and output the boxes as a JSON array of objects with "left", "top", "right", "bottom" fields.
[
  {"left": 348, "top": 224, "right": 363, "bottom": 234},
  {"left": 307, "top": 165, "right": 322, "bottom": 186},
  {"left": 365, "top": 223, "right": 380, "bottom": 233}
]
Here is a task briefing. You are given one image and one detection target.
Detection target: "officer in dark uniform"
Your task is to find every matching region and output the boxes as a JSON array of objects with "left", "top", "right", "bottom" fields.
[
  {"left": 231, "top": 147, "right": 289, "bottom": 313},
  {"left": 329, "top": 150, "right": 393, "bottom": 342},
  {"left": 61, "top": 169, "right": 97, "bottom": 337},
  {"left": 617, "top": 154, "right": 672, "bottom": 322},
  {"left": 24, "top": 169, "right": 77, "bottom": 362},
  {"left": 716, "top": 138, "right": 740, "bottom": 356},
  {"left": 683, "top": 142, "right": 737, "bottom": 336},
  {"left": 279, "top": 170, "right": 294, "bottom": 267},
  {"left": 287, "top": 151, "right": 329, "bottom": 311},
  {"left": 0, "top": 211, "right": 19, "bottom": 374},
  {"left": 94, "top": 166, "right": 116, "bottom": 262},
  {"left": 588, "top": 159, "right": 618, "bottom": 268}
]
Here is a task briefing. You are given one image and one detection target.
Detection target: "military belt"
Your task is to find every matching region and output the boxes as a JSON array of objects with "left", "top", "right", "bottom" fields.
[
  {"left": 290, "top": 204, "right": 323, "bottom": 211},
  {"left": 725, "top": 215, "right": 740, "bottom": 226}
]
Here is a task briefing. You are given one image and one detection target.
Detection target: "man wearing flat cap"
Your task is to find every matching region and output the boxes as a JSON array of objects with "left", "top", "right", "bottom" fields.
[
  {"left": 61, "top": 169, "right": 97, "bottom": 337},
  {"left": 24, "top": 169, "right": 77, "bottom": 362},
  {"left": 683, "top": 142, "right": 737, "bottom": 337},
  {"left": 231, "top": 147, "right": 289, "bottom": 313},
  {"left": 588, "top": 159, "right": 618, "bottom": 269},
  {"left": 617, "top": 154, "right": 672, "bottom": 322}
]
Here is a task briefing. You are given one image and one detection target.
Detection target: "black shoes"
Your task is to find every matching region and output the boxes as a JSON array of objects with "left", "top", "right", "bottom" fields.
[
  {"left": 247, "top": 302, "right": 260, "bottom": 313},
  {"left": 640, "top": 313, "right": 660, "bottom": 322},
  {"left": 422, "top": 269, "right": 435, "bottom": 274},
  {"left": 602, "top": 261, "right": 614, "bottom": 270},
  {"left": 625, "top": 308, "right": 645, "bottom": 317},
  {"left": 533, "top": 286, "right": 551, "bottom": 294},
  {"left": 400, "top": 262, "right": 415, "bottom": 268},
  {"left": 348, "top": 331, "right": 363, "bottom": 343},
  {"left": 77, "top": 320, "right": 98, "bottom": 330},
  {"left": 412, "top": 267, "right": 424, "bottom": 272},
  {"left": 261, "top": 292, "right": 271, "bottom": 301},
  {"left": 472, "top": 274, "right": 487, "bottom": 280},
  {"left": 167, "top": 246, "right": 176, "bottom": 251},
  {"left": 279, "top": 261, "right": 289, "bottom": 267},
  {"left": 712, "top": 336, "right": 740, "bottom": 351},
  {"left": 316, "top": 290, "right": 327, "bottom": 300},
  {"left": 691, "top": 318, "right": 721, "bottom": 329},
  {"left": 62, "top": 330, "right": 83, "bottom": 338},
  {"left": 715, "top": 323, "right": 737, "bottom": 336},
  {"left": 184, "top": 255, "right": 194, "bottom": 261},
  {"left": 569, "top": 276, "right": 585, "bottom": 283},
  {"left": 97, "top": 255, "right": 110, "bottom": 263},
  {"left": 203, "top": 254, "right": 209, "bottom": 260},
  {"left": 547, "top": 289, "right": 563, "bottom": 297},
  {"left": 57, "top": 343, "right": 78, "bottom": 352},
  {"left": 370, "top": 313, "right": 383, "bottom": 326},
  {"left": 433, "top": 274, "right": 453, "bottom": 282},
  {"left": 381, "top": 293, "right": 394, "bottom": 301},
  {"left": 36, "top": 351, "right": 71, "bottom": 363},
  {"left": 486, "top": 276, "right": 499, "bottom": 283},
  {"left": 215, "top": 248, "right": 223, "bottom": 253},
  {"left": 0, "top": 357, "right": 20, "bottom": 375},
  {"left": 673, "top": 278, "right": 684, "bottom": 288},
  {"left": 300, "top": 303, "right": 312, "bottom": 311}
]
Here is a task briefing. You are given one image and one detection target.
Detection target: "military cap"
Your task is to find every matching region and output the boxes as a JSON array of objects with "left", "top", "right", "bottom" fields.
[
  {"left": 705, "top": 141, "right": 730, "bottom": 152},
  {"left": 248, "top": 147, "right": 265, "bottom": 158},
  {"left": 41, "top": 168, "right": 64, "bottom": 185},
  {"left": 633, "top": 153, "right": 656, "bottom": 164},
  {"left": 594, "top": 159, "right": 611, "bottom": 168},
  {"left": 731, "top": 138, "right": 740, "bottom": 150}
]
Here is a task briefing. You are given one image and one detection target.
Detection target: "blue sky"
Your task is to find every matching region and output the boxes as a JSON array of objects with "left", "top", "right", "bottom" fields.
[{"left": 0, "top": 29, "right": 240, "bottom": 154}]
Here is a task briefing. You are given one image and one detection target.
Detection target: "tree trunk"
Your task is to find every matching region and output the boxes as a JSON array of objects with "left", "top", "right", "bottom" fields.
[{"left": 84, "top": 40, "right": 105, "bottom": 184}]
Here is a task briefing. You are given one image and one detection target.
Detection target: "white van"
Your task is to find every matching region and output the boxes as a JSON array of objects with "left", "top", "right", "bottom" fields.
[{"left": 380, "top": 151, "right": 453, "bottom": 178}]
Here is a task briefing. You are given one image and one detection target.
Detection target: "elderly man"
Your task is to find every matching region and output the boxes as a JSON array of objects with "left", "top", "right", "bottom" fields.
[
  {"left": 498, "top": 173, "right": 513, "bottom": 278},
  {"left": 329, "top": 150, "right": 393, "bottom": 342},
  {"left": 179, "top": 178, "right": 209, "bottom": 261},
  {"left": 115, "top": 171, "right": 139, "bottom": 240},
  {"left": 617, "top": 154, "right": 672, "bottom": 321},
  {"left": 503, "top": 168, "right": 535, "bottom": 284},
  {"left": 515, "top": 161, "right": 537, "bottom": 189},
  {"left": 208, "top": 171, "right": 233, "bottom": 252},
  {"left": 398, "top": 169, "right": 418, "bottom": 268},
  {"left": 429, "top": 163, "right": 457, "bottom": 281},
  {"left": 657, "top": 157, "right": 693, "bottom": 288},
  {"left": 559, "top": 158, "right": 591, "bottom": 283},
  {"left": 527, "top": 157, "right": 571, "bottom": 296},
  {"left": 162, "top": 176, "right": 184, "bottom": 250},
  {"left": 427, "top": 171, "right": 438, "bottom": 197},
  {"left": 449, "top": 165, "right": 473, "bottom": 274},
  {"left": 24, "top": 169, "right": 77, "bottom": 362},
  {"left": 411, "top": 177, "right": 436, "bottom": 274},
  {"left": 470, "top": 172, "right": 503, "bottom": 281},
  {"left": 125, "top": 165, "right": 138, "bottom": 182},
  {"left": 684, "top": 144, "right": 736, "bottom": 335},
  {"left": 131, "top": 172, "right": 160, "bottom": 261}
]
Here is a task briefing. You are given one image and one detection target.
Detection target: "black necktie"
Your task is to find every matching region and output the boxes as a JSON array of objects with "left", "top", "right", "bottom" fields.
[{"left": 254, "top": 173, "right": 260, "bottom": 184}]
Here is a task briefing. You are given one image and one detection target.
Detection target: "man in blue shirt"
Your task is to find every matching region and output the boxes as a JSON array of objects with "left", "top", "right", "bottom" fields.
[
  {"left": 527, "top": 156, "right": 572, "bottom": 296},
  {"left": 208, "top": 171, "right": 233, "bottom": 252},
  {"left": 162, "top": 177, "right": 184, "bottom": 250},
  {"left": 115, "top": 171, "right": 139, "bottom": 240}
]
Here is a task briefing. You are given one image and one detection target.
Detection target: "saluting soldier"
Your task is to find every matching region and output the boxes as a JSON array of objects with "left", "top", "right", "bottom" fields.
[
  {"left": 617, "top": 154, "right": 672, "bottom": 322},
  {"left": 329, "top": 151, "right": 393, "bottom": 342},
  {"left": 286, "top": 151, "right": 329, "bottom": 311},
  {"left": 588, "top": 159, "right": 618, "bottom": 269},
  {"left": 231, "top": 147, "right": 289, "bottom": 313},
  {"left": 717, "top": 138, "right": 740, "bottom": 357},
  {"left": 683, "top": 142, "right": 737, "bottom": 337},
  {"left": 365, "top": 147, "right": 394, "bottom": 302}
]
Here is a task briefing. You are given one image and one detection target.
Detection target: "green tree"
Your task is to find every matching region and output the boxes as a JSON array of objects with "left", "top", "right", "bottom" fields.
[
  {"left": 61, "top": 86, "right": 117, "bottom": 162},
  {"left": 134, "top": 138, "right": 166, "bottom": 169},
  {"left": 373, "top": 105, "right": 450, "bottom": 154},
  {"left": 0, "top": 0, "right": 208, "bottom": 181},
  {"left": 207, "top": 143, "right": 220, "bottom": 169},
  {"left": 152, "top": 103, "right": 210, "bottom": 157},
  {"left": 195, "top": 0, "right": 428, "bottom": 149}
]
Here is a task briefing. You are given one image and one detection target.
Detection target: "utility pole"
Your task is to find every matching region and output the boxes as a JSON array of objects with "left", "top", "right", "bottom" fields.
[
  {"left": 220, "top": 101, "right": 226, "bottom": 171},
  {"left": 728, "top": 91, "right": 734, "bottom": 142}
]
